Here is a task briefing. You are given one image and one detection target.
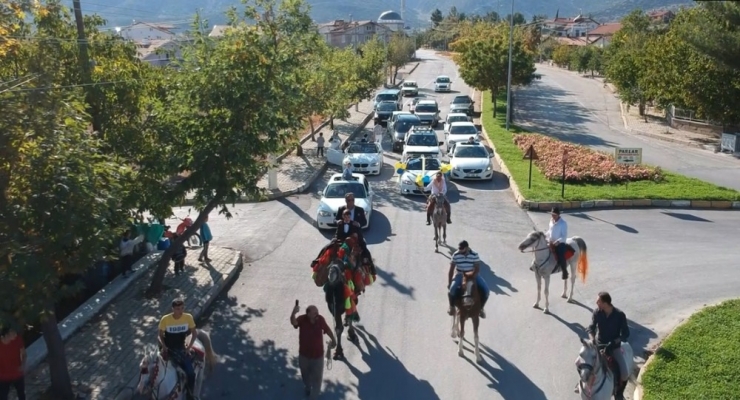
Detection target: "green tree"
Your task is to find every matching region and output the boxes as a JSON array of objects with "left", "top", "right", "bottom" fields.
[
  {"left": 387, "top": 33, "right": 415, "bottom": 85},
  {"left": 504, "top": 12, "right": 526, "bottom": 25},
  {"left": 452, "top": 22, "right": 535, "bottom": 116},
  {"left": 431, "top": 9, "right": 443, "bottom": 27},
  {"left": 676, "top": 1, "right": 740, "bottom": 71},
  {"left": 604, "top": 10, "right": 655, "bottom": 116},
  {"left": 143, "top": 0, "right": 325, "bottom": 294},
  {"left": 552, "top": 43, "right": 572, "bottom": 66},
  {"left": 587, "top": 47, "right": 604, "bottom": 77}
]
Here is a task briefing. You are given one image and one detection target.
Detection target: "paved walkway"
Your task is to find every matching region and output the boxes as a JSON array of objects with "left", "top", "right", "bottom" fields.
[
  {"left": 620, "top": 102, "right": 723, "bottom": 150},
  {"left": 17, "top": 246, "right": 240, "bottom": 400}
]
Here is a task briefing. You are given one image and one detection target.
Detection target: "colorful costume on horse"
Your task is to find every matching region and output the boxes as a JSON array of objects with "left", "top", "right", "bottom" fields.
[{"left": 425, "top": 174, "right": 451, "bottom": 225}]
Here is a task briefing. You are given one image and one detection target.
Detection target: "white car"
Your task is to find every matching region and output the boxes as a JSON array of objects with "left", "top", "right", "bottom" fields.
[
  {"left": 403, "top": 127, "right": 442, "bottom": 159},
  {"left": 343, "top": 141, "right": 383, "bottom": 176},
  {"left": 449, "top": 142, "right": 494, "bottom": 181},
  {"left": 316, "top": 173, "right": 374, "bottom": 230},
  {"left": 398, "top": 156, "right": 444, "bottom": 195},
  {"left": 444, "top": 113, "right": 471, "bottom": 133},
  {"left": 434, "top": 75, "right": 452, "bottom": 92},
  {"left": 446, "top": 121, "right": 481, "bottom": 148},
  {"left": 401, "top": 80, "right": 419, "bottom": 97}
]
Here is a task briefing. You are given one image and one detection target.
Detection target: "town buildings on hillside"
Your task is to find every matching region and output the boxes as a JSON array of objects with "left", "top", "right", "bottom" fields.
[
  {"left": 317, "top": 10, "right": 405, "bottom": 48},
  {"left": 114, "top": 21, "right": 186, "bottom": 66}
]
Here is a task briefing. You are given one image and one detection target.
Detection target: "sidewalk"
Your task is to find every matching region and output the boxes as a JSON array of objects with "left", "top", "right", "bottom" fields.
[
  {"left": 255, "top": 62, "right": 421, "bottom": 199},
  {"left": 16, "top": 246, "right": 241, "bottom": 400}
]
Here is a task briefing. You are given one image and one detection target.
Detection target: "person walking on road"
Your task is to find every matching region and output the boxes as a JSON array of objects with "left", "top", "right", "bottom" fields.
[
  {"left": 0, "top": 327, "right": 26, "bottom": 400},
  {"left": 546, "top": 207, "right": 569, "bottom": 280},
  {"left": 199, "top": 215, "right": 213, "bottom": 262},
  {"left": 290, "top": 302, "right": 336, "bottom": 399},
  {"left": 316, "top": 132, "right": 325, "bottom": 158}
]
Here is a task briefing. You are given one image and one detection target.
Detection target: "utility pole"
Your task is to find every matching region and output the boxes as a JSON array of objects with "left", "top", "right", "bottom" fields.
[{"left": 72, "top": 0, "right": 101, "bottom": 132}]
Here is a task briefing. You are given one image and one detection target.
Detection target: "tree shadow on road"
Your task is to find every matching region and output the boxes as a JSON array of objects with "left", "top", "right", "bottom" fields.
[
  {"left": 514, "top": 83, "right": 619, "bottom": 148},
  {"left": 335, "top": 328, "right": 440, "bottom": 400},
  {"left": 463, "top": 341, "right": 547, "bottom": 400},
  {"left": 198, "top": 294, "right": 352, "bottom": 399}
]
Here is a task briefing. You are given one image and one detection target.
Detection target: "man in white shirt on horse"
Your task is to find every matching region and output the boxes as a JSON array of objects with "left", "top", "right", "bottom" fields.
[
  {"left": 424, "top": 172, "right": 451, "bottom": 225},
  {"left": 546, "top": 207, "right": 569, "bottom": 280}
]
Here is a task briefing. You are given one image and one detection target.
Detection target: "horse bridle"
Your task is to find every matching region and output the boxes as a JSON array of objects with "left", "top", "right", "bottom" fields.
[{"left": 522, "top": 234, "right": 552, "bottom": 271}]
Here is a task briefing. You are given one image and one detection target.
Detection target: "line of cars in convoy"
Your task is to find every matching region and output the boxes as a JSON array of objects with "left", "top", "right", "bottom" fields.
[{"left": 315, "top": 77, "right": 495, "bottom": 230}]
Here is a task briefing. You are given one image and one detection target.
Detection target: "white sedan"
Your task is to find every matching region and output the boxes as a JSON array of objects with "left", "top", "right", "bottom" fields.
[
  {"left": 398, "top": 156, "right": 443, "bottom": 195},
  {"left": 446, "top": 121, "right": 481, "bottom": 148},
  {"left": 449, "top": 142, "right": 494, "bottom": 181},
  {"left": 343, "top": 141, "right": 383, "bottom": 176},
  {"left": 316, "top": 173, "right": 374, "bottom": 230}
]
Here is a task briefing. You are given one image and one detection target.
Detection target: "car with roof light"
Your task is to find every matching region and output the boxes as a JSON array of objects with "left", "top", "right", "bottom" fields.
[
  {"left": 398, "top": 155, "right": 444, "bottom": 195},
  {"left": 401, "top": 80, "right": 419, "bottom": 97},
  {"left": 434, "top": 75, "right": 452, "bottom": 92},
  {"left": 316, "top": 173, "right": 374, "bottom": 230},
  {"left": 389, "top": 113, "right": 421, "bottom": 152},
  {"left": 450, "top": 95, "right": 475, "bottom": 115},
  {"left": 448, "top": 141, "right": 494, "bottom": 181},
  {"left": 412, "top": 99, "right": 440, "bottom": 128},
  {"left": 446, "top": 121, "right": 481, "bottom": 148},
  {"left": 343, "top": 141, "right": 383, "bottom": 176}
]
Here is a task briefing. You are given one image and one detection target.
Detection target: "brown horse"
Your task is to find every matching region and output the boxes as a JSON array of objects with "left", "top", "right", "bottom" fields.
[{"left": 450, "top": 271, "right": 483, "bottom": 363}]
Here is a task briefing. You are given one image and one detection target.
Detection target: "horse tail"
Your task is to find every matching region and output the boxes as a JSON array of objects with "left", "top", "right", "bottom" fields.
[
  {"left": 574, "top": 237, "right": 588, "bottom": 284},
  {"left": 196, "top": 330, "right": 218, "bottom": 375}
]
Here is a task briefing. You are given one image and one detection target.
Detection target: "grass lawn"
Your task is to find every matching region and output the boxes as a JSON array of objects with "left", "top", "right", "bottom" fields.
[
  {"left": 641, "top": 299, "right": 740, "bottom": 400},
  {"left": 480, "top": 91, "right": 740, "bottom": 202}
]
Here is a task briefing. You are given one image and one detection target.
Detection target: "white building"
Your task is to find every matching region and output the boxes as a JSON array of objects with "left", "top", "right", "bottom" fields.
[
  {"left": 115, "top": 21, "right": 177, "bottom": 42},
  {"left": 135, "top": 39, "right": 185, "bottom": 67},
  {"left": 542, "top": 15, "right": 599, "bottom": 38},
  {"left": 317, "top": 19, "right": 392, "bottom": 48},
  {"left": 377, "top": 10, "right": 404, "bottom": 32}
]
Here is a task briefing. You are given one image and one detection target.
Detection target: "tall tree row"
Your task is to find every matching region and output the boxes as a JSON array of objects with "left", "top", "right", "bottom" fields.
[{"left": 0, "top": 0, "right": 387, "bottom": 398}]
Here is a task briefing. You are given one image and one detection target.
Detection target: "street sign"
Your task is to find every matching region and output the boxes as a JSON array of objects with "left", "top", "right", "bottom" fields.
[
  {"left": 615, "top": 147, "right": 643, "bottom": 165},
  {"left": 523, "top": 145, "right": 539, "bottom": 160}
]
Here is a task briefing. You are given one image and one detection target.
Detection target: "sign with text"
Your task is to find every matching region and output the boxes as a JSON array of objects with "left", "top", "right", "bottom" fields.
[{"left": 615, "top": 147, "right": 642, "bottom": 165}]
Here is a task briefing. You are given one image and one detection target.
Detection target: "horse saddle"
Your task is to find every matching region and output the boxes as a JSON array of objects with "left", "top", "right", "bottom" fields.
[{"left": 550, "top": 243, "right": 576, "bottom": 261}]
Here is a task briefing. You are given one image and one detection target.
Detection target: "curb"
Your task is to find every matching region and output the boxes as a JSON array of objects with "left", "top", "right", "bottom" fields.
[
  {"left": 114, "top": 251, "right": 244, "bottom": 400},
  {"left": 25, "top": 252, "right": 165, "bottom": 373},
  {"left": 476, "top": 92, "right": 740, "bottom": 211}
]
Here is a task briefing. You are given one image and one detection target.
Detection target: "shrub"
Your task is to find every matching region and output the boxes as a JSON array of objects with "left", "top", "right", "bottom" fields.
[{"left": 513, "top": 134, "right": 664, "bottom": 184}]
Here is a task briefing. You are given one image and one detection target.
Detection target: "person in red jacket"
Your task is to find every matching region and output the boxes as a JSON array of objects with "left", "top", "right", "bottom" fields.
[{"left": 0, "top": 327, "right": 26, "bottom": 400}]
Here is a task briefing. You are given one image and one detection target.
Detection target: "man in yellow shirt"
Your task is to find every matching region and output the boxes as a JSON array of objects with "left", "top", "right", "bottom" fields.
[{"left": 158, "top": 298, "right": 197, "bottom": 399}]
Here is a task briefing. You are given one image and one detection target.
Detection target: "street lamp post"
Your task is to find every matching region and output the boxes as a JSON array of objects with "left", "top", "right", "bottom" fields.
[{"left": 505, "top": 11, "right": 584, "bottom": 130}]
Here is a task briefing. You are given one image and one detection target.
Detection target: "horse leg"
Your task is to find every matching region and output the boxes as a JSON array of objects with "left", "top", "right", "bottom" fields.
[
  {"left": 543, "top": 274, "right": 551, "bottom": 314},
  {"left": 473, "top": 315, "right": 482, "bottom": 363},
  {"left": 457, "top": 315, "right": 465, "bottom": 357},
  {"left": 561, "top": 271, "right": 568, "bottom": 299},
  {"left": 442, "top": 223, "right": 446, "bottom": 243},
  {"left": 568, "top": 261, "right": 577, "bottom": 303},
  {"left": 451, "top": 312, "right": 458, "bottom": 339},
  {"left": 533, "top": 272, "right": 542, "bottom": 309}
]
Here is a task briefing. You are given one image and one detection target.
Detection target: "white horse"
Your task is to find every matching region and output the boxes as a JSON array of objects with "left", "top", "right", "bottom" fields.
[
  {"left": 137, "top": 330, "right": 217, "bottom": 400},
  {"left": 517, "top": 231, "right": 589, "bottom": 313},
  {"left": 575, "top": 338, "right": 634, "bottom": 400}
]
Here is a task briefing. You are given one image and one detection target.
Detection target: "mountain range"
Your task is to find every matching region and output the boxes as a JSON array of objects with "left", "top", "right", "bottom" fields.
[{"left": 82, "top": 0, "right": 695, "bottom": 30}]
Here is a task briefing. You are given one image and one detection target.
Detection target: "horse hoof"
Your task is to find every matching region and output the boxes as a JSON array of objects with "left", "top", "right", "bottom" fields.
[
  {"left": 532, "top": 303, "right": 540, "bottom": 309},
  {"left": 561, "top": 294, "right": 567, "bottom": 299},
  {"left": 476, "top": 356, "right": 483, "bottom": 364},
  {"left": 543, "top": 308, "right": 550, "bottom": 314},
  {"left": 458, "top": 351, "right": 464, "bottom": 357},
  {"left": 567, "top": 298, "right": 574, "bottom": 303}
]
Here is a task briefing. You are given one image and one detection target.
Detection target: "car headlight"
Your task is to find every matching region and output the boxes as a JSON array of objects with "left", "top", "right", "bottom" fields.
[
  {"left": 371, "top": 162, "right": 379, "bottom": 167},
  {"left": 486, "top": 165, "right": 492, "bottom": 171},
  {"left": 453, "top": 166, "right": 461, "bottom": 171},
  {"left": 318, "top": 209, "right": 332, "bottom": 217}
]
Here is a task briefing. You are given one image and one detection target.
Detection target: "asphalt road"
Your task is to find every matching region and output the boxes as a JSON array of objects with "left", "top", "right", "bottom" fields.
[
  {"left": 170, "top": 50, "right": 740, "bottom": 400},
  {"left": 515, "top": 63, "right": 740, "bottom": 191}
]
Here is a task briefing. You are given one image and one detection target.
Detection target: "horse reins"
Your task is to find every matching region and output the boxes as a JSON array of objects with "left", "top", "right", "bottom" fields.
[{"left": 578, "top": 354, "right": 608, "bottom": 399}]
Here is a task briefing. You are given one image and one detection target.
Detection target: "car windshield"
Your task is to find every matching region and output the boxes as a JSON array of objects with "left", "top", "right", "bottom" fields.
[
  {"left": 395, "top": 119, "right": 419, "bottom": 133},
  {"left": 406, "top": 134, "right": 438, "bottom": 146},
  {"left": 403, "top": 82, "right": 417, "bottom": 87},
  {"left": 448, "top": 116, "right": 468, "bottom": 124},
  {"left": 348, "top": 143, "right": 379, "bottom": 154},
  {"left": 436, "top": 77, "right": 450, "bottom": 83},
  {"left": 406, "top": 157, "right": 441, "bottom": 171},
  {"left": 377, "top": 102, "right": 396, "bottom": 111},
  {"left": 452, "top": 96, "right": 472, "bottom": 104},
  {"left": 415, "top": 104, "right": 437, "bottom": 113},
  {"left": 449, "top": 125, "right": 478, "bottom": 135},
  {"left": 376, "top": 93, "right": 397, "bottom": 102},
  {"left": 324, "top": 182, "right": 367, "bottom": 199},
  {"left": 454, "top": 145, "right": 489, "bottom": 158}
]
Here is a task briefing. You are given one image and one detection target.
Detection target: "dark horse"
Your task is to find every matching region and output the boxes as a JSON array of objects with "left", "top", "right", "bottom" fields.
[
  {"left": 451, "top": 271, "right": 483, "bottom": 363},
  {"left": 324, "top": 261, "right": 356, "bottom": 360}
]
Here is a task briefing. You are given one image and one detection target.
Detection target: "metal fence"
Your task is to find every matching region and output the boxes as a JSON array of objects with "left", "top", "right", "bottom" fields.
[{"left": 669, "top": 105, "right": 714, "bottom": 124}]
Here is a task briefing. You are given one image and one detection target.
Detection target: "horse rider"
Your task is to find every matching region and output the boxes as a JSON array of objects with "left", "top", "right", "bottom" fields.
[
  {"left": 546, "top": 207, "right": 568, "bottom": 280},
  {"left": 425, "top": 172, "right": 452, "bottom": 225},
  {"left": 447, "top": 240, "right": 490, "bottom": 318},
  {"left": 587, "top": 291, "right": 630, "bottom": 400},
  {"left": 335, "top": 209, "right": 362, "bottom": 242},
  {"left": 335, "top": 193, "right": 368, "bottom": 251},
  {"left": 158, "top": 298, "right": 197, "bottom": 400}
]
